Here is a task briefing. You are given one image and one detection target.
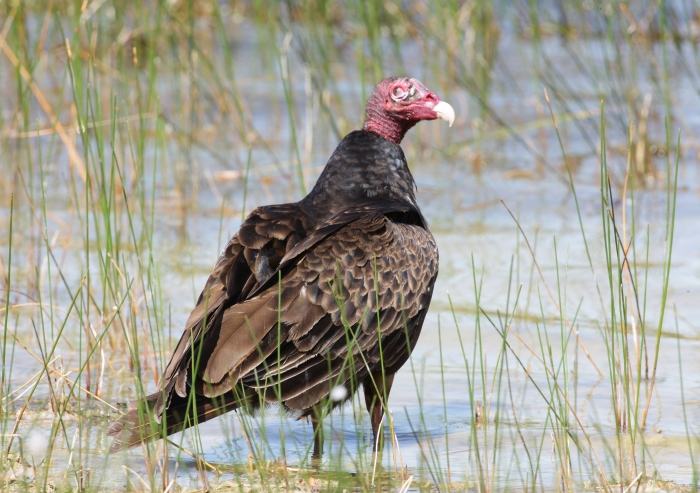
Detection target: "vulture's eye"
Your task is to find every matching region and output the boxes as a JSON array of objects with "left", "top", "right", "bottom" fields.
[{"left": 391, "top": 86, "right": 409, "bottom": 102}]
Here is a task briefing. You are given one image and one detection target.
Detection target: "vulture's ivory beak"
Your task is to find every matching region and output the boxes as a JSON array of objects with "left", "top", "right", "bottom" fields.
[{"left": 433, "top": 101, "right": 455, "bottom": 127}]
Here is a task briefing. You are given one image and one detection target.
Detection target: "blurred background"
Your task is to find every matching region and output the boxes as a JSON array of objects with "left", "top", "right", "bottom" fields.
[{"left": 1, "top": 1, "right": 699, "bottom": 491}]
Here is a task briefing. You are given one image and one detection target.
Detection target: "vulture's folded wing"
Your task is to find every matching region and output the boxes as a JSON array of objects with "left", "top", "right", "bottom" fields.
[{"left": 196, "top": 214, "right": 438, "bottom": 410}]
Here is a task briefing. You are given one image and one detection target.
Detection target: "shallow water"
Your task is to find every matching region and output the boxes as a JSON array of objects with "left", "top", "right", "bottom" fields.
[{"left": 2, "top": 4, "right": 700, "bottom": 491}]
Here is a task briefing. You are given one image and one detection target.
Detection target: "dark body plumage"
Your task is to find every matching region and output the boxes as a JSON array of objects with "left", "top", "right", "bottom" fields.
[{"left": 109, "top": 130, "right": 439, "bottom": 452}]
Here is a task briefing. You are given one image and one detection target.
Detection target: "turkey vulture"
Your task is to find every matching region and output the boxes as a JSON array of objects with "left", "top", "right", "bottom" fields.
[{"left": 108, "top": 76, "right": 454, "bottom": 458}]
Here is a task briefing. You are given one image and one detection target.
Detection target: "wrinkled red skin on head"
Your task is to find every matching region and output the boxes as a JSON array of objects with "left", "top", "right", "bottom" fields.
[{"left": 363, "top": 77, "right": 441, "bottom": 144}]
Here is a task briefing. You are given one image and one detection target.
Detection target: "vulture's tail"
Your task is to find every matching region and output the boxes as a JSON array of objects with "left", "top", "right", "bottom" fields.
[{"left": 107, "top": 392, "right": 241, "bottom": 452}]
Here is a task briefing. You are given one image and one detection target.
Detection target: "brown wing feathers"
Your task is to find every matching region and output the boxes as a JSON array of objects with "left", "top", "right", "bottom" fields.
[
  {"left": 199, "top": 215, "right": 437, "bottom": 404},
  {"left": 109, "top": 207, "right": 437, "bottom": 450}
]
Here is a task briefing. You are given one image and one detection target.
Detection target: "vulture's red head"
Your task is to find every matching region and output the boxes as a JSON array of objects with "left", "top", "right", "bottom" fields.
[{"left": 363, "top": 77, "right": 455, "bottom": 144}]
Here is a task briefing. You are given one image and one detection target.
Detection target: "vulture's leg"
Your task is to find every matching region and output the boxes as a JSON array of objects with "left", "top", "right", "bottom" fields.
[
  {"left": 311, "top": 408, "right": 324, "bottom": 459},
  {"left": 363, "top": 372, "right": 395, "bottom": 452}
]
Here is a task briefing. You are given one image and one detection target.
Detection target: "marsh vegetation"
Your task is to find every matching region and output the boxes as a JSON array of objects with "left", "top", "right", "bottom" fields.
[{"left": 0, "top": 1, "right": 698, "bottom": 491}]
